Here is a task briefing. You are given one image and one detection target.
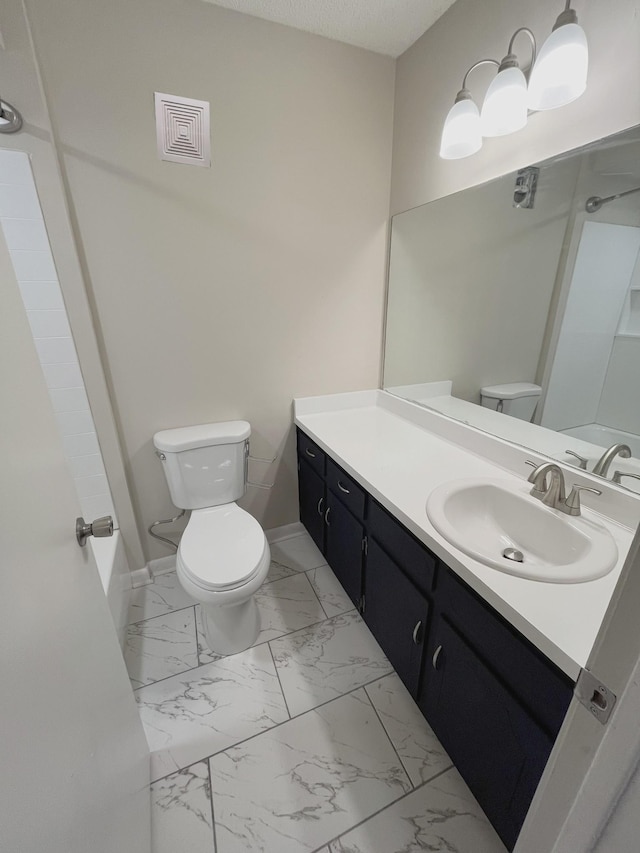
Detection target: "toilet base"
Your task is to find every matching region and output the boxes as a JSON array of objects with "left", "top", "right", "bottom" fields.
[{"left": 200, "top": 597, "right": 261, "bottom": 656}]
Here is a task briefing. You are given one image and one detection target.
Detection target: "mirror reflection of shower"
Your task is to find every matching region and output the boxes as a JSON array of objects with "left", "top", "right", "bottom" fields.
[{"left": 586, "top": 185, "right": 640, "bottom": 213}]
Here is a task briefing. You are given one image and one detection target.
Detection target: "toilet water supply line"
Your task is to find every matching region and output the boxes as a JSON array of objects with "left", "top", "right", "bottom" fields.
[
  {"left": 148, "top": 444, "right": 278, "bottom": 551},
  {"left": 148, "top": 510, "right": 186, "bottom": 552}
]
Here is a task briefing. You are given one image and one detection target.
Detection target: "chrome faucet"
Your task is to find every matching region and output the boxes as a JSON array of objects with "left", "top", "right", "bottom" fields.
[
  {"left": 592, "top": 444, "right": 632, "bottom": 478},
  {"left": 526, "top": 461, "right": 601, "bottom": 516},
  {"left": 527, "top": 461, "right": 566, "bottom": 508}
]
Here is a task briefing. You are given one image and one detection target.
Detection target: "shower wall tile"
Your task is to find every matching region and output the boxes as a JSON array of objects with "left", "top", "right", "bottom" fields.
[
  {"left": 18, "top": 281, "right": 65, "bottom": 310},
  {"left": 0, "top": 149, "right": 116, "bottom": 526},
  {"left": 9, "top": 248, "right": 58, "bottom": 280},
  {"left": 41, "top": 361, "right": 85, "bottom": 389},
  {"left": 0, "top": 182, "right": 42, "bottom": 218},
  {"left": 62, "top": 431, "right": 101, "bottom": 458},
  {"left": 1, "top": 217, "right": 49, "bottom": 251},
  {"left": 0, "top": 149, "right": 34, "bottom": 184},
  {"left": 55, "top": 410, "right": 98, "bottom": 436},
  {"left": 35, "top": 336, "right": 79, "bottom": 365},
  {"left": 68, "top": 453, "right": 106, "bottom": 479},
  {"left": 75, "top": 473, "right": 111, "bottom": 499},
  {"left": 26, "top": 308, "right": 71, "bottom": 338},
  {"left": 80, "top": 493, "right": 117, "bottom": 523},
  {"left": 48, "top": 387, "right": 91, "bottom": 413}
]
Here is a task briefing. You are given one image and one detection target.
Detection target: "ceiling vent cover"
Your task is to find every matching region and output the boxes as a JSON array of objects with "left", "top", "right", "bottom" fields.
[{"left": 154, "top": 92, "right": 210, "bottom": 167}]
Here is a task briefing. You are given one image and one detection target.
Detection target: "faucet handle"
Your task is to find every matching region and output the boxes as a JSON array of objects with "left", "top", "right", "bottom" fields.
[
  {"left": 565, "top": 450, "right": 589, "bottom": 470},
  {"left": 565, "top": 484, "right": 602, "bottom": 516},
  {"left": 612, "top": 470, "right": 640, "bottom": 485}
]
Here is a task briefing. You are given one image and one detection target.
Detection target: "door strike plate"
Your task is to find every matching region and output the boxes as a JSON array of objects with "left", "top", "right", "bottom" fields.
[{"left": 575, "top": 668, "right": 617, "bottom": 725}]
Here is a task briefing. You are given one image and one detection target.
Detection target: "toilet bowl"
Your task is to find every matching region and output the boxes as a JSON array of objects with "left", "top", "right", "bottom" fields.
[
  {"left": 153, "top": 419, "right": 270, "bottom": 656},
  {"left": 176, "top": 504, "right": 271, "bottom": 655}
]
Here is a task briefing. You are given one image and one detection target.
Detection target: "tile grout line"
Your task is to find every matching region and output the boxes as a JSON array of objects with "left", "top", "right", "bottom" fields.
[
  {"left": 207, "top": 758, "right": 218, "bottom": 853},
  {"left": 302, "top": 566, "right": 330, "bottom": 620},
  {"left": 314, "top": 765, "right": 456, "bottom": 853},
  {"left": 363, "top": 682, "right": 414, "bottom": 791},
  {"left": 267, "top": 640, "right": 292, "bottom": 720},
  {"left": 132, "top": 609, "right": 358, "bottom": 693},
  {"left": 128, "top": 601, "right": 195, "bottom": 625},
  {"left": 147, "top": 672, "right": 395, "bottom": 786}
]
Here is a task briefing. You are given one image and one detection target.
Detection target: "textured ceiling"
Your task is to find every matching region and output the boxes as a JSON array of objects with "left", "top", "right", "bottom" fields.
[{"left": 202, "top": 0, "right": 458, "bottom": 57}]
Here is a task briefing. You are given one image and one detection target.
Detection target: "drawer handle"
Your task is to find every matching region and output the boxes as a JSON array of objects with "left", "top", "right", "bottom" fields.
[
  {"left": 412, "top": 621, "right": 423, "bottom": 645},
  {"left": 432, "top": 644, "right": 443, "bottom": 670},
  {"left": 337, "top": 481, "right": 350, "bottom": 495},
  {"left": 317, "top": 497, "right": 324, "bottom": 516},
  {"left": 324, "top": 506, "right": 331, "bottom": 526},
  {"left": 305, "top": 448, "right": 317, "bottom": 459}
]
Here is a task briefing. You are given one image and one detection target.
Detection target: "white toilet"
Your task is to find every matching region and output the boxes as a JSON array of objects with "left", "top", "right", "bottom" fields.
[
  {"left": 153, "top": 420, "right": 270, "bottom": 655},
  {"left": 480, "top": 382, "right": 542, "bottom": 421}
]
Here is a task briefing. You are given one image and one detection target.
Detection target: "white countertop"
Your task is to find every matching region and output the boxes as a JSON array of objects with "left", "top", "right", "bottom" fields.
[{"left": 294, "top": 390, "right": 637, "bottom": 680}]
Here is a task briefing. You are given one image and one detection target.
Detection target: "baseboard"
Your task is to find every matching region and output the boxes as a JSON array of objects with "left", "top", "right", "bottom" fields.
[
  {"left": 130, "top": 565, "right": 152, "bottom": 588},
  {"left": 265, "top": 521, "right": 305, "bottom": 543},
  {"left": 147, "top": 554, "right": 177, "bottom": 578}
]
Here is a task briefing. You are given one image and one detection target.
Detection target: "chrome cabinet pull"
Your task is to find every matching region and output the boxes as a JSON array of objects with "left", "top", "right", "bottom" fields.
[
  {"left": 305, "top": 448, "right": 316, "bottom": 459},
  {"left": 337, "top": 481, "right": 350, "bottom": 494},
  {"left": 324, "top": 506, "right": 331, "bottom": 526},
  {"left": 432, "top": 644, "right": 443, "bottom": 670},
  {"left": 412, "top": 621, "right": 423, "bottom": 645},
  {"left": 317, "top": 497, "right": 324, "bottom": 516}
]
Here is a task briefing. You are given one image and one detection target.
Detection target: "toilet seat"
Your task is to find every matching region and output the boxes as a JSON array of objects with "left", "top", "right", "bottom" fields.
[{"left": 178, "top": 504, "right": 269, "bottom": 592}]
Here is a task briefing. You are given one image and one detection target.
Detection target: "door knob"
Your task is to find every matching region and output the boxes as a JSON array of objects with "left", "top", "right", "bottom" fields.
[{"left": 76, "top": 515, "right": 114, "bottom": 547}]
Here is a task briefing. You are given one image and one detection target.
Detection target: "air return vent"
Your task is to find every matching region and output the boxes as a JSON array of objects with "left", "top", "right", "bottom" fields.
[{"left": 154, "top": 92, "right": 210, "bottom": 167}]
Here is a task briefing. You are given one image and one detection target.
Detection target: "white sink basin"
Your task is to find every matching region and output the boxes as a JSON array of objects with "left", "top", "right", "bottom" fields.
[{"left": 426, "top": 478, "right": 618, "bottom": 583}]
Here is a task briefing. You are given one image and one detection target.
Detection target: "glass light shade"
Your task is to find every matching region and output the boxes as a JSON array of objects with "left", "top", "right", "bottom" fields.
[
  {"left": 480, "top": 66, "right": 528, "bottom": 137},
  {"left": 439, "top": 98, "right": 482, "bottom": 160},
  {"left": 528, "top": 22, "right": 588, "bottom": 111}
]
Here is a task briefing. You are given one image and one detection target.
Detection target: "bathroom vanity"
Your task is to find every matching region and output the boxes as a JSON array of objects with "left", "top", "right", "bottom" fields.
[{"left": 294, "top": 390, "right": 636, "bottom": 851}]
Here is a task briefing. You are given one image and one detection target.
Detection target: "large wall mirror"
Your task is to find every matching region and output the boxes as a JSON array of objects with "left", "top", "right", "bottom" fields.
[{"left": 383, "top": 124, "right": 640, "bottom": 492}]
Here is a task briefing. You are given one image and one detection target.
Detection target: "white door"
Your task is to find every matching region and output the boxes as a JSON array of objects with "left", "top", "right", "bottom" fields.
[{"left": 0, "top": 223, "right": 150, "bottom": 849}]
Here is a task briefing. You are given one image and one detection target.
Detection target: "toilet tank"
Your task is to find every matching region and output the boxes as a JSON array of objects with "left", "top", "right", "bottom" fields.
[
  {"left": 480, "top": 382, "right": 541, "bottom": 421},
  {"left": 153, "top": 421, "right": 251, "bottom": 510}
]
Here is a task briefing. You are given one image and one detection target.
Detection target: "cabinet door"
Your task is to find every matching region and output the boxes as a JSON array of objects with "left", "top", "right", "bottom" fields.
[
  {"left": 426, "top": 619, "right": 552, "bottom": 851},
  {"left": 325, "top": 495, "right": 364, "bottom": 607},
  {"left": 298, "top": 458, "right": 325, "bottom": 554},
  {"left": 363, "top": 539, "right": 429, "bottom": 697}
]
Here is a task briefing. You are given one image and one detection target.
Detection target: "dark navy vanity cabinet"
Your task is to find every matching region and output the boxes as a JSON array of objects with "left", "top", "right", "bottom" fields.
[{"left": 296, "top": 427, "right": 574, "bottom": 851}]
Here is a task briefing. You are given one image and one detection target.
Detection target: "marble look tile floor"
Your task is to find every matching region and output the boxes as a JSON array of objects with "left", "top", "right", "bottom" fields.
[{"left": 127, "top": 532, "right": 506, "bottom": 853}]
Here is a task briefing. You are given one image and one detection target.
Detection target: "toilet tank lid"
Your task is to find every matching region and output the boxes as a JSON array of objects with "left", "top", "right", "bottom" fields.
[
  {"left": 480, "top": 382, "right": 541, "bottom": 400},
  {"left": 153, "top": 420, "right": 251, "bottom": 452}
]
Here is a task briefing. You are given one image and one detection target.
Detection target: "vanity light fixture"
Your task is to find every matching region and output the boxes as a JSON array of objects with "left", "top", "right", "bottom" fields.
[
  {"left": 439, "top": 59, "right": 499, "bottom": 160},
  {"left": 528, "top": 1, "right": 588, "bottom": 111},
  {"left": 480, "top": 28, "right": 536, "bottom": 138},
  {"left": 439, "top": 1, "right": 588, "bottom": 160}
]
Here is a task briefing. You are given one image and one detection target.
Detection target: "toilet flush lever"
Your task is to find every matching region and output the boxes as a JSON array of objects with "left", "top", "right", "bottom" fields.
[{"left": 76, "top": 515, "right": 114, "bottom": 547}]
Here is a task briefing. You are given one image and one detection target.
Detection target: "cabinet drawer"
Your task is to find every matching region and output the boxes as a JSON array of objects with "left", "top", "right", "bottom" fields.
[
  {"left": 369, "top": 501, "right": 436, "bottom": 595},
  {"left": 439, "top": 567, "right": 573, "bottom": 737},
  {"left": 326, "top": 458, "right": 366, "bottom": 520},
  {"left": 296, "top": 429, "right": 325, "bottom": 476}
]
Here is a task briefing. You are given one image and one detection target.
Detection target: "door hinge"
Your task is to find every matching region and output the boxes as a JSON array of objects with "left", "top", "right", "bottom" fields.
[
  {"left": 361, "top": 536, "right": 368, "bottom": 556},
  {"left": 575, "top": 668, "right": 617, "bottom": 725}
]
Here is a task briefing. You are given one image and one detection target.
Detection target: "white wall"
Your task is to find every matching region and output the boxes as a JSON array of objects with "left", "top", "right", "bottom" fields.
[
  {"left": 24, "top": 0, "right": 395, "bottom": 561},
  {"left": 0, "top": 150, "right": 116, "bottom": 522},
  {"left": 391, "top": 0, "right": 640, "bottom": 215}
]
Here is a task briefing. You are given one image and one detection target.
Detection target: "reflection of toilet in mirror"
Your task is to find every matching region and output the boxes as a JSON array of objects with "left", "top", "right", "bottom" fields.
[{"left": 480, "top": 382, "right": 541, "bottom": 421}]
